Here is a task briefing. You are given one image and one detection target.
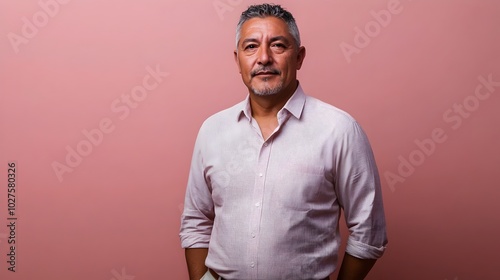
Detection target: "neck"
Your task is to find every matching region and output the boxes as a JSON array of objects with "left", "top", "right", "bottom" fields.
[{"left": 249, "top": 80, "right": 298, "bottom": 118}]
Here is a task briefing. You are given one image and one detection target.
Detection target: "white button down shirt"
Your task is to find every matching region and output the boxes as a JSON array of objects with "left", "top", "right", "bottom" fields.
[{"left": 180, "top": 84, "right": 387, "bottom": 279}]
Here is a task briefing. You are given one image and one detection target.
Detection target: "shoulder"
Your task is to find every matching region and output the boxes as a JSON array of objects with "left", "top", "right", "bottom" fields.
[
  {"left": 197, "top": 100, "right": 245, "bottom": 136},
  {"left": 302, "top": 95, "right": 374, "bottom": 156},
  {"left": 302, "top": 95, "right": 359, "bottom": 131}
]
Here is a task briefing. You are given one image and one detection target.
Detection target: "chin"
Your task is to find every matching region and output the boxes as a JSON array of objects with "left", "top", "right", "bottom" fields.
[
  {"left": 250, "top": 78, "right": 282, "bottom": 94},
  {"left": 251, "top": 85, "right": 283, "bottom": 96}
]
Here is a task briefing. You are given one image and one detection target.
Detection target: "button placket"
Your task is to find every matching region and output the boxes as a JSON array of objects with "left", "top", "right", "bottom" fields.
[{"left": 247, "top": 139, "right": 272, "bottom": 277}]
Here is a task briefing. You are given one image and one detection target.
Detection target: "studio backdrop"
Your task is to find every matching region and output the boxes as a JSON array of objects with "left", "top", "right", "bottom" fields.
[{"left": 1, "top": 0, "right": 499, "bottom": 279}]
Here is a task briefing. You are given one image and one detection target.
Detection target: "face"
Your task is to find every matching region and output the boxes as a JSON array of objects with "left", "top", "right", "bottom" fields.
[{"left": 234, "top": 17, "right": 305, "bottom": 97}]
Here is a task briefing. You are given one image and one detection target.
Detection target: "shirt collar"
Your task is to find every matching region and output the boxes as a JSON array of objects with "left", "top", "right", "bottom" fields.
[{"left": 237, "top": 83, "right": 306, "bottom": 122}]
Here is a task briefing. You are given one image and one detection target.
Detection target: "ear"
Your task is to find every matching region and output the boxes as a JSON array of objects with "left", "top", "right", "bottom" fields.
[
  {"left": 234, "top": 50, "right": 242, "bottom": 74},
  {"left": 295, "top": 46, "right": 306, "bottom": 70}
]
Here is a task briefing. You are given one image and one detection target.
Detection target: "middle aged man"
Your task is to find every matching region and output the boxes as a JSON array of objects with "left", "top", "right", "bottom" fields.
[{"left": 180, "top": 4, "right": 388, "bottom": 280}]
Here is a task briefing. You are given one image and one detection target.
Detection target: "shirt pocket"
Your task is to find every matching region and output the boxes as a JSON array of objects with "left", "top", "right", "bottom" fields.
[{"left": 269, "top": 162, "right": 328, "bottom": 211}]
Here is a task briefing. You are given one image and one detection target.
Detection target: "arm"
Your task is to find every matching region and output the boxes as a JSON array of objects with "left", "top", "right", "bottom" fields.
[
  {"left": 333, "top": 121, "right": 388, "bottom": 278},
  {"left": 180, "top": 128, "right": 215, "bottom": 279},
  {"left": 337, "top": 253, "right": 376, "bottom": 280},
  {"left": 185, "top": 248, "right": 209, "bottom": 280}
]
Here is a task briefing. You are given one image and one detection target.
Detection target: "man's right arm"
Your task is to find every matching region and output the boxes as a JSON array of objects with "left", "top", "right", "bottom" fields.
[
  {"left": 185, "top": 248, "right": 209, "bottom": 280},
  {"left": 180, "top": 129, "right": 215, "bottom": 280}
]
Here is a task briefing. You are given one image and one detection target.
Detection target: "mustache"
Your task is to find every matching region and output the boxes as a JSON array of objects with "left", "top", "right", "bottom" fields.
[{"left": 251, "top": 67, "right": 281, "bottom": 77}]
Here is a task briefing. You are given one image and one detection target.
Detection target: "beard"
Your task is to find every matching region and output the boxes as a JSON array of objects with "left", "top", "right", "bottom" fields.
[
  {"left": 249, "top": 66, "right": 283, "bottom": 96},
  {"left": 250, "top": 77, "right": 284, "bottom": 96}
]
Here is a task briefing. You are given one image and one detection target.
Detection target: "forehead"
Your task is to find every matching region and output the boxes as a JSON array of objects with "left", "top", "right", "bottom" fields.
[{"left": 239, "top": 17, "right": 292, "bottom": 40}]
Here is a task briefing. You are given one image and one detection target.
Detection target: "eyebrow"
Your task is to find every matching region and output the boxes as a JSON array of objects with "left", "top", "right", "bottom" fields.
[
  {"left": 269, "top": 36, "right": 291, "bottom": 45},
  {"left": 240, "top": 36, "right": 291, "bottom": 46},
  {"left": 241, "top": 38, "right": 259, "bottom": 46}
]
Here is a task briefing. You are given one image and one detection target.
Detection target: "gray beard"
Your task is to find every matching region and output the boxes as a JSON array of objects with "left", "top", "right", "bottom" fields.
[{"left": 251, "top": 81, "right": 284, "bottom": 96}]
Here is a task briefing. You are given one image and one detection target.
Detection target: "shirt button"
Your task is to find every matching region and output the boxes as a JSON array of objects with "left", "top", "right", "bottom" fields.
[
  {"left": 251, "top": 233, "right": 256, "bottom": 238},
  {"left": 250, "top": 262, "right": 255, "bottom": 268},
  {"left": 255, "top": 202, "right": 260, "bottom": 207},
  {"left": 258, "top": 173, "right": 263, "bottom": 177},
  {"left": 263, "top": 142, "right": 268, "bottom": 147}
]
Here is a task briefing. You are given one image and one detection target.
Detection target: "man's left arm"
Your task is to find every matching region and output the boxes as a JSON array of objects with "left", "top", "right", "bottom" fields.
[
  {"left": 333, "top": 120, "right": 388, "bottom": 280},
  {"left": 337, "top": 253, "right": 376, "bottom": 280}
]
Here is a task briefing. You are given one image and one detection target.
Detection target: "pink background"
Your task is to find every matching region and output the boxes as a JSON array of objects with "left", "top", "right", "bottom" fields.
[{"left": 1, "top": 0, "right": 499, "bottom": 279}]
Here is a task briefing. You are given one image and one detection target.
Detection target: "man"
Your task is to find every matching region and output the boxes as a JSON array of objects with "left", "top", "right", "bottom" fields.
[{"left": 180, "top": 4, "right": 387, "bottom": 280}]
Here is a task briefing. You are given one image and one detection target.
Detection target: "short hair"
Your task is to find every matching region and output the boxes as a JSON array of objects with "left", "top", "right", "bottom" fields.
[{"left": 235, "top": 4, "right": 301, "bottom": 49}]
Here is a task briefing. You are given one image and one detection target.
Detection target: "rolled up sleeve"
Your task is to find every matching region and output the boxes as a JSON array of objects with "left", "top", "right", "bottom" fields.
[
  {"left": 334, "top": 121, "right": 388, "bottom": 259},
  {"left": 179, "top": 128, "right": 214, "bottom": 249}
]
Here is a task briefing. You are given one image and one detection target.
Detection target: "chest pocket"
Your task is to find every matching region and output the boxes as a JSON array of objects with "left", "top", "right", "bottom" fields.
[{"left": 267, "top": 162, "right": 332, "bottom": 211}]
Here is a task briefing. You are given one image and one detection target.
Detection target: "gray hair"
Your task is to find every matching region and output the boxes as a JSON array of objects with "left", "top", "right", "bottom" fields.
[{"left": 235, "top": 4, "right": 301, "bottom": 50}]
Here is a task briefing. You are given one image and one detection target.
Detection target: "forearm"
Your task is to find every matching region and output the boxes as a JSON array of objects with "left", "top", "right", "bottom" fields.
[
  {"left": 337, "top": 253, "right": 377, "bottom": 280},
  {"left": 185, "top": 248, "right": 209, "bottom": 280}
]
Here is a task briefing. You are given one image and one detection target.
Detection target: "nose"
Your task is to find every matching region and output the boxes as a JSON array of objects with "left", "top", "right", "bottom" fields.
[{"left": 257, "top": 45, "right": 273, "bottom": 66}]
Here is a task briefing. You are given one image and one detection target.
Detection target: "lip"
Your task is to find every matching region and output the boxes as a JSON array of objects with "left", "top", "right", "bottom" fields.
[{"left": 255, "top": 72, "right": 277, "bottom": 76}]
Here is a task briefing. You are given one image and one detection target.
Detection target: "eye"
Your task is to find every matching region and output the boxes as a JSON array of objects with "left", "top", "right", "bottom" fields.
[
  {"left": 271, "top": 43, "right": 287, "bottom": 54},
  {"left": 244, "top": 44, "right": 257, "bottom": 50}
]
